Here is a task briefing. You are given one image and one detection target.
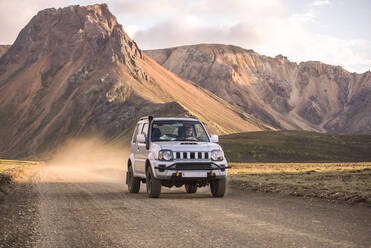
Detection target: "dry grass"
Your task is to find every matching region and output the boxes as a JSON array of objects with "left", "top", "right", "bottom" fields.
[
  {"left": 229, "top": 162, "right": 371, "bottom": 174},
  {"left": 0, "top": 159, "right": 42, "bottom": 172},
  {"left": 0, "top": 159, "right": 43, "bottom": 201},
  {"left": 229, "top": 162, "right": 371, "bottom": 205}
]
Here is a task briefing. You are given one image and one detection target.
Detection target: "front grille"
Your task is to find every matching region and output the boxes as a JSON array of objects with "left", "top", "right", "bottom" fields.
[
  {"left": 174, "top": 151, "right": 209, "bottom": 160},
  {"left": 175, "top": 163, "right": 212, "bottom": 170}
]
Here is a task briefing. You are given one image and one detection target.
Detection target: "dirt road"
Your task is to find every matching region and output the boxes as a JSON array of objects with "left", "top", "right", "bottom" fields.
[{"left": 1, "top": 162, "right": 370, "bottom": 248}]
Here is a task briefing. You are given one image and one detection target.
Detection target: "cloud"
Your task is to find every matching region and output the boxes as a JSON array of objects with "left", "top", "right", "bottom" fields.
[
  {"left": 311, "top": 0, "right": 331, "bottom": 8},
  {"left": 0, "top": 0, "right": 65, "bottom": 44},
  {"left": 133, "top": 18, "right": 261, "bottom": 50},
  {"left": 131, "top": 0, "right": 369, "bottom": 73},
  {"left": 113, "top": 0, "right": 183, "bottom": 17},
  {"left": 133, "top": 0, "right": 288, "bottom": 49},
  {"left": 191, "top": 0, "right": 286, "bottom": 19},
  {"left": 0, "top": 0, "right": 369, "bottom": 73},
  {"left": 124, "top": 25, "right": 139, "bottom": 37},
  {"left": 295, "top": 35, "right": 371, "bottom": 72},
  {"left": 291, "top": 0, "right": 331, "bottom": 23}
]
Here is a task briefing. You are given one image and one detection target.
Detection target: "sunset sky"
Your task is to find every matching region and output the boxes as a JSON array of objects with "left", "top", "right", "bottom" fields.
[{"left": 0, "top": 0, "right": 370, "bottom": 73}]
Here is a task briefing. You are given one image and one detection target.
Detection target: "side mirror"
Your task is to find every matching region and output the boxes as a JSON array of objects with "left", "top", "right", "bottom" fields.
[
  {"left": 210, "top": 134, "right": 219, "bottom": 143},
  {"left": 137, "top": 134, "right": 146, "bottom": 143}
]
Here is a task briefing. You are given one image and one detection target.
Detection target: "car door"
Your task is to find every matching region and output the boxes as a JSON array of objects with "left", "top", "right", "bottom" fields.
[
  {"left": 132, "top": 123, "right": 142, "bottom": 173},
  {"left": 136, "top": 122, "right": 148, "bottom": 174}
]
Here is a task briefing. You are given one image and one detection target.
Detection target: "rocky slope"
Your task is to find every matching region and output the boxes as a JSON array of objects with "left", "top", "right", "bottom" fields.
[
  {"left": 0, "top": 45, "right": 10, "bottom": 58},
  {"left": 0, "top": 5, "right": 269, "bottom": 158},
  {"left": 146, "top": 44, "right": 371, "bottom": 134}
]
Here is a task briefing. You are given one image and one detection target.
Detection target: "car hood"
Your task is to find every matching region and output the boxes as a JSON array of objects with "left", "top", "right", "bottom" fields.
[{"left": 157, "top": 142, "right": 221, "bottom": 152}]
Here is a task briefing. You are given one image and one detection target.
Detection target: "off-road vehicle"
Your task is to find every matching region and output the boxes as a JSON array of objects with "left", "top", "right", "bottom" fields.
[{"left": 126, "top": 116, "right": 230, "bottom": 198}]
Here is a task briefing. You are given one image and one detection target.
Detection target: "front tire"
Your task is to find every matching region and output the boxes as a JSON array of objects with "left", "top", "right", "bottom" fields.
[
  {"left": 127, "top": 165, "right": 140, "bottom": 193},
  {"left": 210, "top": 178, "right": 226, "bottom": 197},
  {"left": 185, "top": 184, "right": 197, "bottom": 193},
  {"left": 146, "top": 167, "right": 161, "bottom": 198}
]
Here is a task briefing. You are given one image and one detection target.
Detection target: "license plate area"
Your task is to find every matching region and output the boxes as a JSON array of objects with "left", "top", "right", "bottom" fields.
[{"left": 182, "top": 171, "right": 207, "bottom": 178}]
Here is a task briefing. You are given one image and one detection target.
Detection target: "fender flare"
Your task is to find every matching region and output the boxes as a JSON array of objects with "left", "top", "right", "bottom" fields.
[{"left": 146, "top": 152, "right": 156, "bottom": 172}]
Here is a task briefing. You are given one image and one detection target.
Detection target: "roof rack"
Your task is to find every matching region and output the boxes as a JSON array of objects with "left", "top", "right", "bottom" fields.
[{"left": 139, "top": 116, "right": 154, "bottom": 121}]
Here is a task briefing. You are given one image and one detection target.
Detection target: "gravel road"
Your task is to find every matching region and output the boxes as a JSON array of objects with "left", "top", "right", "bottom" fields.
[{"left": 1, "top": 163, "right": 370, "bottom": 248}]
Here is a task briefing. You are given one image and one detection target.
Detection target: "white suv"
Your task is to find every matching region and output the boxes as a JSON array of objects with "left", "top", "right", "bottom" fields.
[{"left": 126, "top": 116, "right": 230, "bottom": 198}]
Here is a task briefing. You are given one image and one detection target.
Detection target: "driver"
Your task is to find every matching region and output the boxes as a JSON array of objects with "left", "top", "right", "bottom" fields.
[{"left": 181, "top": 126, "right": 197, "bottom": 141}]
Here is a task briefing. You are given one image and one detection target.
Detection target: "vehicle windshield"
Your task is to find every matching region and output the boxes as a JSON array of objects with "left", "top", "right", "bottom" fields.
[{"left": 151, "top": 120, "right": 209, "bottom": 142}]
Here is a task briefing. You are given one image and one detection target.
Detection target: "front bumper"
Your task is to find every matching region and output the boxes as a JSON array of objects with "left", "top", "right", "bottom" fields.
[{"left": 152, "top": 160, "right": 230, "bottom": 180}]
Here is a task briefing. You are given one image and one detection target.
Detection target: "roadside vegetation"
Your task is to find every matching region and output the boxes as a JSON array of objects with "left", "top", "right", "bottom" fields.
[
  {"left": 0, "top": 159, "right": 42, "bottom": 201},
  {"left": 229, "top": 162, "right": 371, "bottom": 205},
  {"left": 220, "top": 130, "right": 371, "bottom": 163},
  {"left": 220, "top": 131, "right": 371, "bottom": 204}
]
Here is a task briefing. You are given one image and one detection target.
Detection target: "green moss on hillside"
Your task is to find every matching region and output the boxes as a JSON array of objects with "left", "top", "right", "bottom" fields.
[{"left": 220, "top": 131, "right": 371, "bottom": 163}]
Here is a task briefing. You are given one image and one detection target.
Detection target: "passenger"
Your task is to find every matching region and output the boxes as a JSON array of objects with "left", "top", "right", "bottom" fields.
[{"left": 152, "top": 128, "right": 162, "bottom": 141}]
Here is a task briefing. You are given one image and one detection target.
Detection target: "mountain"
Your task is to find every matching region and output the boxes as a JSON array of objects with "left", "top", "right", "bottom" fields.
[
  {"left": 0, "top": 45, "right": 10, "bottom": 58},
  {"left": 146, "top": 44, "right": 371, "bottom": 134},
  {"left": 0, "top": 5, "right": 270, "bottom": 159}
]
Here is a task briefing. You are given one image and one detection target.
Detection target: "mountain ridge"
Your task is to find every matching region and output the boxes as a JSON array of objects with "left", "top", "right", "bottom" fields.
[{"left": 146, "top": 44, "right": 371, "bottom": 133}]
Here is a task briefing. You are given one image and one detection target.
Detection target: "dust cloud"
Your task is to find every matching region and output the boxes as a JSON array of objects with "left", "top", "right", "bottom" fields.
[{"left": 43, "top": 136, "right": 130, "bottom": 184}]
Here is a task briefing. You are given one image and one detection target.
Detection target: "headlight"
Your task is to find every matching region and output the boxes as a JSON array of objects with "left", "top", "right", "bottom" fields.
[
  {"left": 211, "top": 150, "right": 223, "bottom": 161},
  {"left": 158, "top": 150, "right": 173, "bottom": 161}
]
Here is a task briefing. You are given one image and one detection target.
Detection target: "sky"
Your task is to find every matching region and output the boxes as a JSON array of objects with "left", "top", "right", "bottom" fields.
[{"left": 0, "top": 0, "right": 370, "bottom": 73}]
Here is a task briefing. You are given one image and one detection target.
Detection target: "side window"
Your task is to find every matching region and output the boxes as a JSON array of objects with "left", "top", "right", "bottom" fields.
[
  {"left": 132, "top": 123, "right": 140, "bottom": 143},
  {"left": 142, "top": 123, "right": 149, "bottom": 138}
]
